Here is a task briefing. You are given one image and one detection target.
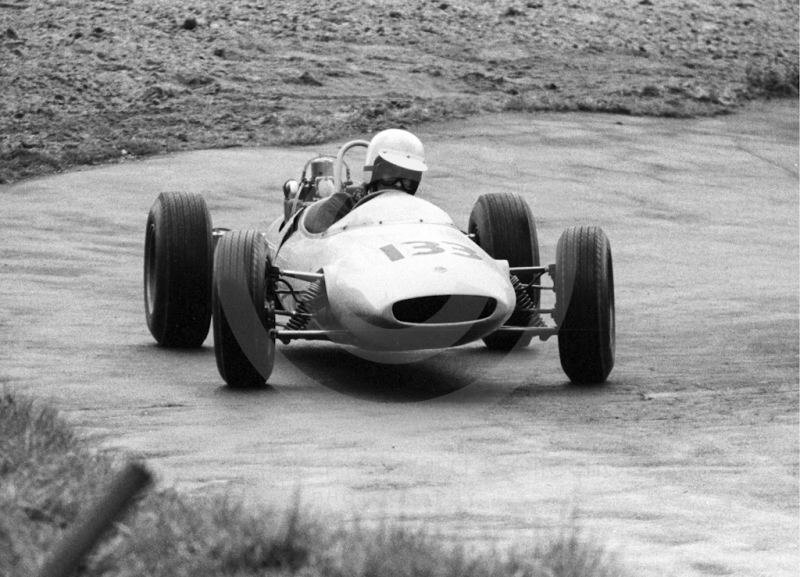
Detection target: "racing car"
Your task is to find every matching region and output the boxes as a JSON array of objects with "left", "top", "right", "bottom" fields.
[{"left": 143, "top": 139, "right": 615, "bottom": 388}]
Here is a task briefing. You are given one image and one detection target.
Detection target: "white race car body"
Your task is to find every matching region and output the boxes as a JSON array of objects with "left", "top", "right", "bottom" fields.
[{"left": 265, "top": 191, "right": 517, "bottom": 351}]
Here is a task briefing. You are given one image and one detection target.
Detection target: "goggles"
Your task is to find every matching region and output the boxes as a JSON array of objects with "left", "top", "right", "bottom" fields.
[{"left": 378, "top": 176, "right": 418, "bottom": 193}]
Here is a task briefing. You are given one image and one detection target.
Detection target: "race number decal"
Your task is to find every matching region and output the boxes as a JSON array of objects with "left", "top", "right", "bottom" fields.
[
  {"left": 379, "top": 244, "right": 405, "bottom": 262},
  {"left": 404, "top": 241, "right": 445, "bottom": 256},
  {"left": 444, "top": 242, "right": 483, "bottom": 260},
  {"left": 379, "top": 241, "right": 483, "bottom": 261}
]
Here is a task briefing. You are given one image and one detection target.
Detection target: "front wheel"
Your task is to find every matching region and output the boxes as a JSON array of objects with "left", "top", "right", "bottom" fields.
[
  {"left": 468, "top": 192, "right": 540, "bottom": 350},
  {"left": 555, "top": 226, "right": 615, "bottom": 384},
  {"left": 212, "top": 230, "right": 275, "bottom": 388}
]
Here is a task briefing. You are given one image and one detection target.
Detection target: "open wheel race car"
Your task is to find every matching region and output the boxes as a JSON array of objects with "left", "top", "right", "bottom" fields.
[{"left": 143, "top": 139, "right": 615, "bottom": 388}]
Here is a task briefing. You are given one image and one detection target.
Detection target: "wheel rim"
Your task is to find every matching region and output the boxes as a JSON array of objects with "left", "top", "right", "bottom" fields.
[{"left": 145, "top": 223, "right": 157, "bottom": 315}]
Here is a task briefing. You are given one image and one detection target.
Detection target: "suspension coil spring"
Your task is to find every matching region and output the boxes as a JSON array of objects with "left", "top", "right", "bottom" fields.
[
  {"left": 510, "top": 275, "right": 534, "bottom": 312},
  {"left": 510, "top": 275, "right": 545, "bottom": 327},
  {"left": 285, "top": 280, "right": 323, "bottom": 331}
]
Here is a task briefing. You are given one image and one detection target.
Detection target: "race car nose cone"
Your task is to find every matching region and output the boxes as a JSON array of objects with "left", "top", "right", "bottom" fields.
[{"left": 323, "top": 248, "right": 515, "bottom": 351}]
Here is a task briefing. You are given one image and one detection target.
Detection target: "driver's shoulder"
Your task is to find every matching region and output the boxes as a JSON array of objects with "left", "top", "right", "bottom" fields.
[{"left": 303, "top": 192, "right": 356, "bottom": 234}]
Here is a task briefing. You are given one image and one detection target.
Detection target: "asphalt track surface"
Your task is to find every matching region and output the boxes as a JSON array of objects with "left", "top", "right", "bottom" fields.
[{"left": 1, "top": 101, "right": 797, "bottom": 576}]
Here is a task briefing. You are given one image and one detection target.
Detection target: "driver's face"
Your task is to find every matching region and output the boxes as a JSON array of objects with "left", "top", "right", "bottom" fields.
[{"left": 372, "top": 161, "right": 422, "bottom": 194}]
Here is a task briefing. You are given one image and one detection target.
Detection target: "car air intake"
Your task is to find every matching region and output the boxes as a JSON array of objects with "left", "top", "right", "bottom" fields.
[{"left": 392, "top": 295, "right": 496, "bottom": 324}]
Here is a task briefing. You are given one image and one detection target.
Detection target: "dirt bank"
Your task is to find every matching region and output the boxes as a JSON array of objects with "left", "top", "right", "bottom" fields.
[{"left": 1, "top": 0, "right": 798, "bottom": 183}]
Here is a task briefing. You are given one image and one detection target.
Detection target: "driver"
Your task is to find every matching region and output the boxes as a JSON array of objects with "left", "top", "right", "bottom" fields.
[
  {"left": 363, "top": 128, "right": 427, "bottom": 196},
  {"left": 304, "top": 129, "right": 427, "bottom": 233}
]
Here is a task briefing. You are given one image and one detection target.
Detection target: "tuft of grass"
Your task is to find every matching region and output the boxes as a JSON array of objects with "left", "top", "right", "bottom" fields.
[
  {"left": 346, "top": 97, "right": 483, "bottom": 133},
  {"left": 500, "top": 91, "right": 736, "bottom": 118},
  {"left": 1, "top": 390, "right": 630, "bottom": 577},
  {"left": 272, "top": 124, "right": 341, "bottom": 146},
  {"left": 60, "top": 145, "right": 124, "bottom": 167},
  {"left": 0, "top": 390, "right": 114, "bottom": 575},
  {"left": 89, "top": 492, "right": 323, "bottom": 576},
  {"left": 532, "top": 524, "right": 624, "bottom": 577},
  {"left": 0, "top": 147, "right": 62, "bottom": 183},
  {"left": 117, "top": 139, "right": 163, "bottom": 158},
  {"left": 745, "top": 60, "right": 799, "bottom": 97}
]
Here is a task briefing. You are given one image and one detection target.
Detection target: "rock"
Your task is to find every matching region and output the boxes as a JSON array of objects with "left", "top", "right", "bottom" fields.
[
  {"left": 5, "top": 28, "right": 18, "bottom": 39},
  {"left": 462, "top": 71, "right": 505, "bottom": 87},
  {"left": 177, "top": 74, "right": 214, "bottom": 87},
  {"left": 290, "top": 72, "right": 323, "bottom": 87},
  {"left": 504, "top": 7, "right": 525, "bottom": 17},
  {"left": 143, "top": 85, "right": 174, "bottom": 101},
  {"left": 182, "top": 17, "right": 197, "bottom": 30}
]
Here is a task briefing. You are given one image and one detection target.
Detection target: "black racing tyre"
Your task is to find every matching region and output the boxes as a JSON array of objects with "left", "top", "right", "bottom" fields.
[
  {"left": 144, "top": 192, "right": 213, "bottom": 348},
  {"left": 468, "top": 192, "right": 540, "bottom": 350},
  {"left": 212, "top": 230, "right": 275, "bottom": 388},
  {"left": 555, "top": 226, "right": 615, "bottom": 384}
]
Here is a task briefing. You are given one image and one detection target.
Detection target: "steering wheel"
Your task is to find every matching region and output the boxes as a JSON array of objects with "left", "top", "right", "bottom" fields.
[{"left": 334, "top": 139, "right": 369, "bottom": 192}]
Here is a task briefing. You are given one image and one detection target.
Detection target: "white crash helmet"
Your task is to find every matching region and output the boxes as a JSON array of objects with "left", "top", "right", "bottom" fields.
[{"left": 364, "top": 129, "right": 427, "bottom": 194}]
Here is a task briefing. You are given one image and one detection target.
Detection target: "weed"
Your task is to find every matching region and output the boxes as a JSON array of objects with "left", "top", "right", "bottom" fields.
[
  {"left": 1, "top": 391, "right": 629, "bottom": 577},
  {"left": 746, "top": 60, "right": 799, "bottom": 97},
  {"left": 0, "top": 146, "right": 61, "bottom": 182},
  {"left": 118, "top": 139, "right": 163, "bottom": 158},
  {"left": 61, "top": 145, "right": 124, "bottom": 166}
]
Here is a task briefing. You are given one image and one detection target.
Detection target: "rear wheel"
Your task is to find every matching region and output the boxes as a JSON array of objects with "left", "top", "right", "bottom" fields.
[
  {"left": 144, "top": 192, "right": 213, "bottom": 348},
  {"left": 468, "top": 192, "right": 540, "bottom": 350},
  {"left": 212, "top": 230, "right": 275, "bottom": 388},
  {"left": 555, "top": 226, "right": 615, "bottom": 384}
]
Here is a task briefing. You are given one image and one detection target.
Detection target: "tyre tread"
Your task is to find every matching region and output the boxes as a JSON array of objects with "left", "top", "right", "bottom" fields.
[
  {"left": 144, "top": 191, "right": 212, "bottom": 348},
  {"left": 556, "top": 225, "right": 615, "bottom": 384}
]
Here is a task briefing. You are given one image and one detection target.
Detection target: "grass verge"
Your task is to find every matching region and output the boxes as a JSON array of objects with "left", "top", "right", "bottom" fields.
[{"left": 1, "top": 390, "right": 629, "bottom": 576}]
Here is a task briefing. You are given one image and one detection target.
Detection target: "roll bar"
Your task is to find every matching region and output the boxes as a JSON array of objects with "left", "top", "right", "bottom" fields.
[{"left": 334, "top": 139, "right": 369, "bottom": 192}]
